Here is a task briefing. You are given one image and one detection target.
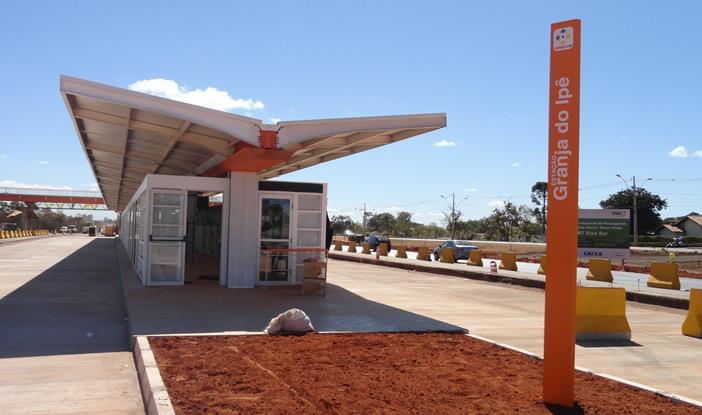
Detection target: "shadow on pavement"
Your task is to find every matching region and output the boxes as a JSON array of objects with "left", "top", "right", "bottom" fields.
[
  {"left": 576, "top": 339, "right": 642, "bottom": 348},
  {"left": 0, "top": 238, "right": 130, "bottom": 358}
]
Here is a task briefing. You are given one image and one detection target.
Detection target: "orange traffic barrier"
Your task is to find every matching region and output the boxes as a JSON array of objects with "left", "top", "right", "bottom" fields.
[
  {"left": 377, "top": 243, "right": 388, "bottom": 256},
  {"left": 333, "top": 240, "right": 343, "bottom": 251},
  {"left": 647, "top": 262, "right": 681, "bottom": 290},
  {"left": 417, "top": 246, "right": 431, "bottom": 261},
  {"left": 537, "top": 255, "right": 546, "bottom": 275},
  {"left": 499, "top": 252, "right": 518, "bottom": 271},
  {"left": 585, "top": 258, "right": 613, "bottom": 283},
  {"left": 348, "top": 241, "right": 357, "bottom": 253},
  {"left": 361, "top": 242, "right": 371, "bottom": 254},
  {"left": 395, "top": 245, "right": 407, "bottom": 258},
  {"left": 682, "top": 288, "right": 702, "bottom": 338},
  {"left": 467, "top": 250, "right": 483, "bottom": 267},
  {"left": 439, "top": 247, "right": 455, "bottom": 263}
]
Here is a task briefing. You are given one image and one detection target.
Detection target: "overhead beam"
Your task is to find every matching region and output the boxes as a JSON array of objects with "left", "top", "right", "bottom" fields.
[{"left": 152, "top": 120, "right": 191, "bottom": 174}]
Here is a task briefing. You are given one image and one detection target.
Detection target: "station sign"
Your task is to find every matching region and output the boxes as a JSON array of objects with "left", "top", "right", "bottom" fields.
[{"left": 577, "top": 209, "right": 630, "bottom": 260}]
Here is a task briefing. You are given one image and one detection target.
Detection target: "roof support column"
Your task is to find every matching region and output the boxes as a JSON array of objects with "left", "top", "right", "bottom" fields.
[{"left": 226, "top": 172, "right": 259, "bottom": 287}]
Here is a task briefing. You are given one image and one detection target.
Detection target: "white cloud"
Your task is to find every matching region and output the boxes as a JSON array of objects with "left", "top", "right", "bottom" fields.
[
  {"left": 487, "top": 200, "right": 506, "bottom": 208},
  {"left": 327, "top": 208, "right": 340, "bottom": 213},
  {"left": 81, "top": 183, "right": 100, "bottom": 191},
  {"left": 464, "top": 187, "right": 478, "bottom": 192},
  {"left": 35, "top": 160, "right": 51, "bottom": 165},
  {"left": 433, "top": 140, "right": 456, "bottom": 147},
  {"left": 425, "top": 211, "right": 444, "bottom": 217},
  {"left": 669, "top": 145, "right": 688, "bottom": 158},
  {"left": 269, "top": 117, "right": 281, "bottom": 124},
  {"left": 694, "top": 150, "right": 702, "bottom": 158},
  {"left": 128, "top": 79, "right": 265, "bottom": 112},
  {"left": 511, "top": 162, "right": 521, "bottom": 168},
  {"left": 0, "top": 179, "right": 73, "bottom": 190}
]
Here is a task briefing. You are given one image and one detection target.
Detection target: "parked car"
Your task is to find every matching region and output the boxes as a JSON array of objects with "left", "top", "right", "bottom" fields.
[
  {"left": 433, "top": 240, "right": 478, "bottom": 261},
  {"left": 67, "top": 225, "right": 78, "bottom": 233},
  {"left": 59, "top": 226, "right": 69, "bottom": 234},
  {"left": 344, "top": 229, "right": 365, "bottom": 244},
  {"left": 366, "top": 234, "right": 392, "bottom": 252},
  {"left": 666, "top": 237, "right": 685, "bottom": 248}
]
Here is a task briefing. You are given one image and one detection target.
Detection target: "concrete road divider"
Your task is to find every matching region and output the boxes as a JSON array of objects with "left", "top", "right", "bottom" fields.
[
  {"left": 586, "top": 258, "right": 614, "bottom": 283},
  {"left": 417, "top": 246, "right": 430, "bottom": 261},
  {"left": 348, "top": 241, "right": 357, "bottom": 253},
  {"left": 576, "top": 287, "right": 631, "bottom": 341},
  {"left": 439, "top": 247, "right": 455, "bottom": 263},
  {"left": 499, "top": 252, "right": 518, "bottom": 271},
  {"left": 361, "top": 242, "right": 371, "bottom": 254},
  {"left": 333, "top": 241, "right": 343, "bottom": 251},
  {"left": 647, "top": 262, "right": 681, "bottom": 290},
  {"left": 396, "top": 245, "right": 407, "bottom": 258},
  {"left": 682, "top": 288, "right": 702, "bottom": 338},
  {"left": 377, "top": 243, "right": 388, "bottom": 256},
  {"left": 467, "top": 250, "right": 483, "bottom": 267},
  {"left": 537, "top": 255, "right": 546, "bottom": 275}
]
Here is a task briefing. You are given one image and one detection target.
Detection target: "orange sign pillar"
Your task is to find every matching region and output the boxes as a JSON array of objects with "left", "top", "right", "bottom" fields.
[{"left": 543, "top": 19, "right": 581, "bottom": 407}]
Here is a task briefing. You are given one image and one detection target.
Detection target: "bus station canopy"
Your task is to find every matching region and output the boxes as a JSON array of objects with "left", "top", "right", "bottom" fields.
[{"left": 60, "top": 75, "right": 446, "bottom": 211}]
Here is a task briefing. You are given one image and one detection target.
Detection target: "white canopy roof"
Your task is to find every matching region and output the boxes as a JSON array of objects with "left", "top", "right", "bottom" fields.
[{"left": 60, "top": 75, "right": 446, "bottom": 211}]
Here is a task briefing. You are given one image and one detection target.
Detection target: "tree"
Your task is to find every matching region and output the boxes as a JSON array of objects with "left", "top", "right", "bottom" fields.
[
  {"left": 484, "top": 202, "right": 533, "bottom": 241},
  {"left": 330, "top": 215, "right": 356, "bottom": 235},
  {"left": 442, "top": 209, "right": 462, "bottom": 240},
  {"left": 531, "top": 181, "right": 548, "bottom": 235},
  {"left": 395, "top": 211, "right": 413, "bottom": 237},
  {"left": 366, "top": 212, "right": 398, "bottom": 235},
  {"left": 599, "top": 189, "right": 668, "bottom": 236}
]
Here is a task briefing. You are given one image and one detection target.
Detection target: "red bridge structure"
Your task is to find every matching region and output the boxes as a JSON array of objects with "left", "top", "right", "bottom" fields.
[{"left": 0, "top": 186, "right": 107, "bottom": 210}]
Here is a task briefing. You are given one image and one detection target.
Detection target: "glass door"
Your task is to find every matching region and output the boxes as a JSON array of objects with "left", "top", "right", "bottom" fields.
[
  {"left": 259, "top": 195, "right": 292, "bottom": 284},
  {"left": 147, "top": 189, "right": 186, "bottom": 286}
]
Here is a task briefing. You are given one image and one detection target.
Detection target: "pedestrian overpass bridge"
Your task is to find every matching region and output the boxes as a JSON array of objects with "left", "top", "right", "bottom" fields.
[{"left": 0, "top": 186, "right": 107, "bottom": 210}]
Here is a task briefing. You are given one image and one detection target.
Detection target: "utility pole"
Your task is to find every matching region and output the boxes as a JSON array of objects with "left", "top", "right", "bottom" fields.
[
  {"left": 362, "top": 203, "right": 367, "bottom": 233},
  {"left": 441, "top": 193, "right": 468, "bottom": 240},
  {"left": 616, "top": 175, "right": 652, "bottom": 246}
]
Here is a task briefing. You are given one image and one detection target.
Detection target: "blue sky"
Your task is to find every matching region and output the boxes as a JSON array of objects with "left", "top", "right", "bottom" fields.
[{"left": 1, "top": 1, "right": 700, "bottom": 223}]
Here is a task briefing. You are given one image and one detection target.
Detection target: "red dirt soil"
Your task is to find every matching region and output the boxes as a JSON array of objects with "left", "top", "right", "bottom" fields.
[{"left": 150, "top": 333, "right": 701, "bottom": 415}]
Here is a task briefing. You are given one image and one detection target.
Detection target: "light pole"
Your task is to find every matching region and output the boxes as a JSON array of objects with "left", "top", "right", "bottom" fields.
[
  {"left": 440, "top": 193, "right": 469, "bottom": 240},
  {"left": 616, "top": 175, "right": 652, "bottom": 246}
]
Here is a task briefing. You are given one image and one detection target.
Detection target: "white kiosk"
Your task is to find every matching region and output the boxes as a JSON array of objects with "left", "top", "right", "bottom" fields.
[{"left": 61, "top": 75, "right": 445, "bottom": 288}]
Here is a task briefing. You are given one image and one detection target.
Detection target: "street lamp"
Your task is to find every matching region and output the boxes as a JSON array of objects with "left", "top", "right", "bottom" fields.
[
  {"left": 441, "top": 193, "right": 469, "bottom": 240},
  {"left": 615, "top": 175, "right": 653, "bottom": 246}
]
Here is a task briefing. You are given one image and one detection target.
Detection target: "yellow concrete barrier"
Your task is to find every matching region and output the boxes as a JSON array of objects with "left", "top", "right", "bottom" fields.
[
  {"left": 0, "top": 230, "right": 5, "bottom": 239},
  {"left": 417, "top": 246, "right": 430, "bottom": 261},
  {"left": 683, "top": 288, "right": 702, "bottom": 338},
  {"left": 439, "top": 247, "right": 455, "bottom": 263},
  {"left": 537, "top": 255, "right": 546, "bottom": 275},
  {"left": 499, "top": 252, "right": 518, "bottom": 271},
  {"left": 377, "top": 243, "right": 388, "bottom": 256},
  {"left": 395, "top": 245, "right": 407, "bottom": 258},
  {"left": 586, "top": 258, "right": 613, "bottom": 283},
  {"left": 467, "top": 250, "right": 483, "bottom": 267},
  {"left": 361, "top": 242, "right": 371, "bottom": 254},
  {"left": 348, "top": 241, "right": 357, "bottom": 253},
  {"left": 576, "top": 287, "right": 631, "bottom": 341},
  {"left": 647, "top": 262, "right": 681, "bottom": 290},
  {"left": 333, "top": 240, "right": 343, "bottom": 251}
]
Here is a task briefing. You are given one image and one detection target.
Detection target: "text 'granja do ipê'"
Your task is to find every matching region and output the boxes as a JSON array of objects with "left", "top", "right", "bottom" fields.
[{"left": 550, "top": 76, "right": 573, "bottom": 201}]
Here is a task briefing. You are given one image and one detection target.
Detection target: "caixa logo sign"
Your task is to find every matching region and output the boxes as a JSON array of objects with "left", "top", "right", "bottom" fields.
[{"left": 582, "top": 251, "right": 603, "bottom": 257}]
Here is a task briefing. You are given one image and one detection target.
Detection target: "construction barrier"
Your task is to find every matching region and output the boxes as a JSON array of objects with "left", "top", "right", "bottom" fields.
[
  {"left": 467, "top": 250, "right": 483, "bottom": 267},
  {"left": 348, "top": 241, "right": 357, "bottom": 253},
  {"left": 333, "top": 241, "right": 343, "bottom": 251},
  {"left": 439, "top": 247, "right": 455, "bottom": 263},
  {"left": 395, "top": 245, "right": 407, "bottom": 259},
  {"left": 537, "top": 255, "right": 546, "bottom": 275},
  {"left": 586, "top": 258, "right": 613, "bottom": 283},
  {"left": 682, "top": 288, "right": 702, "bottom": 338},
  {"left": 417, "top": 246, "right": 431, "bottom": 261},
  {"left": 499, "top": 252, "right": 518, "bottom": 271},
  {"left": 377, "top": 243, "right": 388, "bottom": 256},
  {"left": 0, "top": 231, "right": 5, "bottom": 239},
  {"left": 647, "top": 262, "right": 681, "bottom": 290},
  {"left": 575, "top": 287, "right": 631, "bottom": 341},
  {"left": 361, "top": 242, "right": 371, "bottom": 254}
]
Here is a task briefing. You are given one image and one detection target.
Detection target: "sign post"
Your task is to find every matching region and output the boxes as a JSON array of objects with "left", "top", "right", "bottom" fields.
[
  {"left": 578, "top": 209, "right": 631, "bottom": 260},
  {"left": 543, "top": 19, "right": 581, "bottom": 407}
]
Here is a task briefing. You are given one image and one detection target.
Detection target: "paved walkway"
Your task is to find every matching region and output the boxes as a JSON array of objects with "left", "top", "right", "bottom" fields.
[
  {"left": 0, "top": 235, "right": 143, "bottom": 414},
  {"left": 120, "top": 246, "right": 701, "bottom": 403}
]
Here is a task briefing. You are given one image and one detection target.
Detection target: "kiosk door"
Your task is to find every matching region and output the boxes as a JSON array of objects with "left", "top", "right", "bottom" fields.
[{"left": 147, "top": 189, "right": 186, "bottom": 286}]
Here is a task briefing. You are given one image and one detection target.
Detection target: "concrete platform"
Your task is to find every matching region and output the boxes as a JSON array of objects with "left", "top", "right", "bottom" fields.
[
  {"left": 118, "top": 242, "right": 702, "bottom": 403},
  {"left": 0, "top": 235, "right": 144, "bottom": 414}
]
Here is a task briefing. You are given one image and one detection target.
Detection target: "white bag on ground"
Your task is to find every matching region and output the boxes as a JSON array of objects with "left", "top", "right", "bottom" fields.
[{"left": 265, "top": 308, "right": 315, "bottom": 334}]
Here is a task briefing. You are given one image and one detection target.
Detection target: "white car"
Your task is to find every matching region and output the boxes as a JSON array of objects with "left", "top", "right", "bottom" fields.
[{"left": 59, "top": 226, "right": 69, "bottom": 233}]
